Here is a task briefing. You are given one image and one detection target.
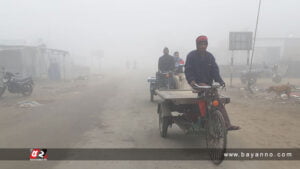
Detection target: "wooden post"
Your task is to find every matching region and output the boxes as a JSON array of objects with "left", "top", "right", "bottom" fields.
[
  {"left": 247, "top": 50, "right": 250, "bottom": 65},
  {"left": 230, "top": 51, "right": 234, "bottom": 87}
]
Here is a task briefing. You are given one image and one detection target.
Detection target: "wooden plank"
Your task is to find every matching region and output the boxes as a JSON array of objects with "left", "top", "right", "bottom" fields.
[
  {"left": 155, "top": 89, "right": 231, "bottom": 104},
  {"left": 155, "top": 90, "right": 198, "bottom": 100}
]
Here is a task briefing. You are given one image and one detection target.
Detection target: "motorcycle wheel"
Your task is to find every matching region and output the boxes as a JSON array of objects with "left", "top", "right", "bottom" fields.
[
  {"left": 0, "top": 86, "right": 6, "bottom": 97},
  {"left": 247, "top": 77, "right": 257, "bottom": 86},
  {"left": 272, "top": 75, "right": 282, "bottom": 83},
  {"left": 206, "top": 110, "right": 227, "bottom": 165},
  {"left": 22, "top": 84, "right": 33, "bottom": 96}
]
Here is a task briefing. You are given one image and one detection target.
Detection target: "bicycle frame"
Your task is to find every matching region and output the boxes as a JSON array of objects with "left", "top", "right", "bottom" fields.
[{"left": 194, "top": 84, "right": 222, "bottom": 119}]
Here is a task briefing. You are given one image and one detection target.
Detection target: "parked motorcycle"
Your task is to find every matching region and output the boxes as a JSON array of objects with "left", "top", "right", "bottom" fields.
[
  {"left": 240, "top": 71, "right": 259, "bottom": 85},
  {"left": 271, "top": 64, "right": 282, "bottom": 83},
  {"left": 272, "top": 73, "right": 282, "bottom": 83},
  {"left": 0, "top": 71, "right": 34, "bottom": 97}
]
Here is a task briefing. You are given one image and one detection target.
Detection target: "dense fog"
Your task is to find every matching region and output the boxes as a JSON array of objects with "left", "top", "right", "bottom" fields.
[{"left": 0, "top": 0, "right": 299, "bottom": 72}]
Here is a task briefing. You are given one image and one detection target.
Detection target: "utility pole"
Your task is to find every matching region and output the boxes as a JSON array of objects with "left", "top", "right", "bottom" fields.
[
  {"left": 248, "top": 0, "right": 262, "bottom": 93},
  {"left": 249, "top": 0, "right": 262, "bottom": 72}
]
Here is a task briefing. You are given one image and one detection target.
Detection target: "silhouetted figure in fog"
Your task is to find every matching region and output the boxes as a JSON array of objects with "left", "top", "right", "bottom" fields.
[
  {"left": 126, "top": 60, "right": 130, "bottom": 69},
  {"left": 158, "top": 47, "right": 175, "bottom": 72},
  {"left": 48, "top": 59, "right": 61, "bottom": 81},
  {"left": 133, "top": 60, "right": 137, "bottom": 69}
]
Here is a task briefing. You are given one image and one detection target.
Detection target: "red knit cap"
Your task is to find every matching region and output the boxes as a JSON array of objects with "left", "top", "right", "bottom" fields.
[{"left": 196, "top": 35, "right": 208, "bottom": 43}]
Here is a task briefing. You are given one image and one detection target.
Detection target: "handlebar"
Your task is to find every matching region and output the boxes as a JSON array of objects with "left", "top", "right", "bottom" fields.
[{"left": 193, "top": 84, "right": 212, "bottom": 89}]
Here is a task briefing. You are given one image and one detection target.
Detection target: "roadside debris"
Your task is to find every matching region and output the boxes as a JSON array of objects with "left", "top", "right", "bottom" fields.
[
  {"left": 237, "top": 83, "right": 300, "bottom": 104},
  {"left": 290, "top": 92, "right": 300, "bottom": 98},
  {"left": 74, "top": 75, "right": 89, "bottom": 81},
  {"left": 280, "top": 94, "right": 289, "bottom": 100},
  {"left": 264, "top": 96, "right": 273, "bottom": 100},
  {"left": 18, "top": 100, "right": 42, "bottom": 108},
  {"left": 278, "top": 102, "right": 287, "bottom": 104},
  {"left": 291, "top": 95, "right": 299, "bottom": 98}
]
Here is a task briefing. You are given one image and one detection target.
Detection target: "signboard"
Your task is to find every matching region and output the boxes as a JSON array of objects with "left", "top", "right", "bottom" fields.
[{"left": 229, "top": 32, "right": 253, "bottom": 50}]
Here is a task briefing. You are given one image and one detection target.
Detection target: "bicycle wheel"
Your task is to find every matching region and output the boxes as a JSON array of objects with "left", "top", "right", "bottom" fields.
[{"left": 206, "top": 110, "right": 227, "bottom": 165}]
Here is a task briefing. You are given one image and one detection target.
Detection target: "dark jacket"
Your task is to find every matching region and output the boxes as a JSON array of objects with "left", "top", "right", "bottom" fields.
[
  {"left": 158, "top": 54, "right": 175, "bottom": 72},
  {"left": 184, "top": 50, "right": 224, "bottom": 85}
]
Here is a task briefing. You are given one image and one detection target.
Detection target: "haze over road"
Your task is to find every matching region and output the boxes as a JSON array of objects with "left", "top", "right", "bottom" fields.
[{"left": 0, "top": 70, "right": 299, "bottom": 169}]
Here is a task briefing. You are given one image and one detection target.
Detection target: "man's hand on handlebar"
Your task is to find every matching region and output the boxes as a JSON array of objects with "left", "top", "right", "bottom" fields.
[
  {"left": 190, "top": 81, "right": 196, "bottom": 86},
  {"left": 219, "top": 82, "right": 226, "bottom": 90},
  {"left": 190, "top": 81, "right": 226, "bottom": 90},
  {"left": 220, "top": 82, "right": 225, "bottom": 87},
  {"left": 190, "top": 82, "right": 212, "bottom": 90}
]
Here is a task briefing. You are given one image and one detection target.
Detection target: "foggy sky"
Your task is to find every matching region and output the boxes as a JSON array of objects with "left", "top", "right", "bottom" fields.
[{"left": 0, "top": 0, "right": 299, "bottom": 68}]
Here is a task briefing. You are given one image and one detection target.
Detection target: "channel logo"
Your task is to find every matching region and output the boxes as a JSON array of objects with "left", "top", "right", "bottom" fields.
[{"left": 30, "top": 149, "right": 48, "bottom": 161}]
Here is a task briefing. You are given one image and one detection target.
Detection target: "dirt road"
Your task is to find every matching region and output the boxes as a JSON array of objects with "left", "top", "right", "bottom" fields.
[{"left": 0, "top": 70, "right": 299, "bottom": 169}]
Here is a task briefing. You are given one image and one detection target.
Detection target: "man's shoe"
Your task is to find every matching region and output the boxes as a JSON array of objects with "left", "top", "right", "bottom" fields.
[{"left": 227, "top": 125, "right": 241, "bottom": 131}]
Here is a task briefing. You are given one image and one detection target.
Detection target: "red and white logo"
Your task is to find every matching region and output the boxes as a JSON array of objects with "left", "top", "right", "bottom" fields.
[{"left": 30, "top": 149, "right": 48, "bottom": 161}]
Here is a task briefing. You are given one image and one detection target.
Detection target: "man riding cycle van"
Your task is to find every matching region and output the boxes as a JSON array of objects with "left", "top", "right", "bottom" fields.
[
  {"left": 158, "top": 47, "right": 175, "bottom": 72},
  {"left": 184, "top": 35, "right": 240, "bottom": 130},
  {"left": 157, "top": 47, "right": 176, "bottom": 89}
]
